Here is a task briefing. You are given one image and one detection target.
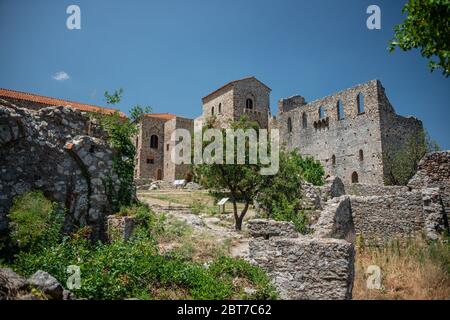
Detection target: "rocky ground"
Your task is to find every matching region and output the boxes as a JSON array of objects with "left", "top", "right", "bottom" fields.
[
  {"left": 138, "top": 190, "right": 254, "bottom": 260},
  {"left": 0, "top": 268, "right": 74, "bottom": 300}
]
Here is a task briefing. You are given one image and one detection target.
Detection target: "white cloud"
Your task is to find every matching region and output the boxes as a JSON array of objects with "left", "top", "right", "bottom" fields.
[{"left": 52, "top": 71, "right": 70, "bottom": 81}]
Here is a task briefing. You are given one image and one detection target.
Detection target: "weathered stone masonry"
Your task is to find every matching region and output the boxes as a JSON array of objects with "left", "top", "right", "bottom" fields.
[
  {"left": 247, "top": 219, "right": 355, "bottom": 300},
  {"left": 277, "top": 80, "right": 423, "bottom": 185},
  {"left": 134, "top": 114, "right": 194, "bottom": 181},
  {"left": 135, "top": 77, "right": 424, "bottom": 186},
  {"left": 0, "top": 99, "right": 120, "bottom": 240}
]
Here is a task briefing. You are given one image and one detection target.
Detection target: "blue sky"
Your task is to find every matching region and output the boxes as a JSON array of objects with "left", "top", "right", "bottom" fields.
[{"left": 0, "top": 0, "right": 448, "bottom": 148}]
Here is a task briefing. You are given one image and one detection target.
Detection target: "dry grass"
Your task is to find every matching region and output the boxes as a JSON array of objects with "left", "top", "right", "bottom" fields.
[
  {"left": 353, "top": 236, "right": 450, "bottom": 300},
  {"left": 156, "top": 217, "right": 231, "bottom": 263},
  {"left": 140, "top": 190, "right": 248, "bottom": 215}
]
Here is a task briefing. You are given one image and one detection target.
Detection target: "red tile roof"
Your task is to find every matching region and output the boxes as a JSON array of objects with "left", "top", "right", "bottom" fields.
[
  {"left": 144, "top": 113, "right": 177, "bottom": 120},
  {"left": 201, "top": 76, "right": 272, "bottom": 102},
  {"left": 0, "top": 88, "right": 124, "bottom": 116}
]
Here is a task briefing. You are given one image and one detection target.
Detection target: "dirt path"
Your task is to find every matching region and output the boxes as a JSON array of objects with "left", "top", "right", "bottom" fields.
[{"left": 139, "top": 192, "right": 250, "bottom": 259}]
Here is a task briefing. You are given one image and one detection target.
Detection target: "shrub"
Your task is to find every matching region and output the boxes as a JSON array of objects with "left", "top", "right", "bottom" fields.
[
  {"left": 12, "top": 233, "right": 276, "bottom": 300},
  {"left": 117, "top": 202, "right": 164, "bottom": 236},
  {"left": 257, "top": 150, "right": 323, "bottom": 233},
  {"left": 9, "top": 200, "right": 276, "bottom": 300},
  {"left": 7, "top": 191, "right": 64, "bottom": 250}
]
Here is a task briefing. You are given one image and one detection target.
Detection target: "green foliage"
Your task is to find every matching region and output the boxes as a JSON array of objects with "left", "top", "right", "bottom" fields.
[
  {"left": 389, "top": 0, "right": 450, "bottom": 77},
  {"left": 257, "top": 150, "right": 324, "bottom": 233},
  {"left": 130, "top": 104, "right": 152, "bottom": 123},
  {"left": 384, "top": 129, "right": 440, "bottom": 185},
  {"left": 104, "top": 88, "right": 123, "bottom": 105},
  {"left": 294, "top": 154, "right": 325, "bottom": 186},
  {"left": 7, "top": 196, "right": 275, "bottom": 300},
  {"left": 12, "top": 227, "right": 275, "bottom": 300},
  {"left": 193, "top": 116, "right": 267, "bottom": 230},
  {"left": 271, "top": 200, "right": 311, "bottom": 234},
  {"left": 118, "top": 202, "right": 165, "bottom": 236},
  {"left": 189, "top": 199, "right": 217, "bottom": 216},
  {"left": 428, "top": 236, "right": 450, "bottom": 275},
  {"left": 7, "top": 191, "right": 64, "bottom": 250},
  {"left": 91, "top": 88, "right": 154, "bottom": 209},
  {"left": 93, "top": 110, "right": 137, "bottom": 209}
]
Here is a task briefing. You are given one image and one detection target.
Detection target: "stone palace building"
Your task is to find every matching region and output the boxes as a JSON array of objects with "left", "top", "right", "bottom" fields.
[{"left": 0, "top": 76, "right": 423, "bottom": 185}]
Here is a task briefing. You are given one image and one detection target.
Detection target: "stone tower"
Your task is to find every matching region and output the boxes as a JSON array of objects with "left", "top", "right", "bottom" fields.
[
  {"left": 134, "top": 113, "right": 194, "bottom": 181},
  {"left": 197, "top": 76, "right": 271, "bottom": 129}
]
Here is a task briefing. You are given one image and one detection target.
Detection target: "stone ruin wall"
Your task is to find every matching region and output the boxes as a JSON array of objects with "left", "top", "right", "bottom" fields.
[
  {"left": 248, "top": 159, "right": 448, "bottom": 299},
  {"left": 378, "top": 84, "right": 424, "bottom": 182},
  {"left": 303, "top": 173, "right": 448, "bottom": 243},
  {"left": 343, "top": 152, "right": 449, "bottom": 241},
  {"left": 278, "top": 80, "right": 385, "bottom": 185},
  {"left": 346, "top": 183, "right": 410, "bottom": 196},
  {"left": 349, "top": 192, "right": 426, "bottom": 242},
  {"left": 409, "top": 151, "right": 450, "bottom": 220},
  {"left": 0, "top": 99, "right": 121, "bottom": 240},
  {"left": 247, "top": 219, "right": 355, "bottom": 300},
  {"left": 0, "top": 97, "right": 50, "bottom": 111}
]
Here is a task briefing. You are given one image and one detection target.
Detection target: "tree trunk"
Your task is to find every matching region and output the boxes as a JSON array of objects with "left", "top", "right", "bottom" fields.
[
  {"left": 231, "top": 193, "right": 240, "bottom": 230},
  {"left": 235, "top": 215, "right": 243, "bottom": 231},
  {"left": 235, "top": 199, "right": 250, "bottom": 231}
]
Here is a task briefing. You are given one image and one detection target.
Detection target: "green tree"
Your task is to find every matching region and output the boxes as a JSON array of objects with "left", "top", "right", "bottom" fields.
[
  {"left": 384, "top": 129, "right": 440, "bottom": 185},
  {"left": 90, "top": 89, "right": 153, "bottom": 209},
  {"left": 130, "top": 104, "right": 152, "bottom": 123},
  {"left": 389, "top": 0, "right": 450, "bottom": 77},
  {"left": 193, "top": 117, "right": 265, "bottom": 231},
  {"left": 104, "top": 88, "right": 124, "bottom": 105}
]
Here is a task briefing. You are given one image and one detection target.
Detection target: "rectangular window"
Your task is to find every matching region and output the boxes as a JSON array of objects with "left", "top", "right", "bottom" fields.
[{"left": 147, "top": 158, "right": 154, "bottom": 164}]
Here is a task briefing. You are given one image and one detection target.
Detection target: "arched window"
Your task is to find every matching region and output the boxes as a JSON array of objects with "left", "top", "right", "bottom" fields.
[
  {"left": 337, "top": 100, "right": 345, "bottom": 120},
  {"left": 351, "top": 172, "right": 359, "bottom": 183},
  {"left": 218, "top": 103, "right": 222, "bottom": 114},
  {"left": 302, "top": 112, "right": 307, "bottom": 129},
  {"left": 357, "top": 93, "right": 365, "bottom": 114},
  {"left": 319, "top": 106, "right": 325, "bottom": 119},
  {"left": 211, "top": 106, "right": 215, "bottom": 116},
  {"left": 287, "top": 117, "right": 292, "bottom": 133},
  {"left": 150, "top": 135, "right": 158, "bottom": 149},
  {"left": 359, "top": 149, "right": 364, "bottom": 161},
  {"left": 246, "top": 98, "right": 253, "bottom": 110},
  {"left": 332, "top": 155, "right": 336, "bottom": 166}
]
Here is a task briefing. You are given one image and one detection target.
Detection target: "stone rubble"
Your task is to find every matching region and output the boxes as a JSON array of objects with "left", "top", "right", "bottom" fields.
[{"left": 0, "top": 268, "right": 73, "bottom": 300}]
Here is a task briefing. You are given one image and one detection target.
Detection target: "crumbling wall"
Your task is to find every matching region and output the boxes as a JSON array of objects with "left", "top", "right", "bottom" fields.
[
  {"left": 0, "top": 100, "right": 120, "bottom": 240},
  {"left": 247, "top": 219, "right": 354, "bottom": 300},
  {"left": 313, "top": 196, "right": 354, "bottom": 241},
  {"left": 346, "top": 183, "right": 409, "bottom": 197},
  {"left": 350, "top": 192, "right": 424, "bottom": 242},
  {"left": 342, "top": 152, "right": 449, "bottom": 242},
  {"left": 421, "top": 188, "right": 448, "bottom": 240},
  {"left": 278, "top": 80, "right": 385, "bottom": 185},
  {"left": 408, "top": 151, "right": 450, "bottom": 222},
  {"left": 297, "top": 176, "right": 346, "bottom": 210}
]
